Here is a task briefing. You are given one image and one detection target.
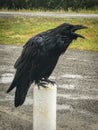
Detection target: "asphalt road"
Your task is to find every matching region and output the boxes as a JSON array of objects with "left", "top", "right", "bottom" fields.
[
  {"left": 0, "top": 11, "right": 98, "bottom": 18},
  {"left": 0, "top": 44, "right": 98, "bottom": 130}
]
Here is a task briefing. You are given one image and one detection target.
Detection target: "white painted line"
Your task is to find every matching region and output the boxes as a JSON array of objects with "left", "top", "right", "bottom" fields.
[
  {"left": 0, "top": 73, "right": 14, "bottom": 83},
  {"left": 61, "top": 74, "right": 83, "bottom": 79},
  {"left": 59, "top": 84, "right": 75, "bottom": 89},
  {"left": 57, "top": 104, "right": 73, "bottom": 110},
  {"left": 58, "top": 93, "right": 98, "bottom": 100}
]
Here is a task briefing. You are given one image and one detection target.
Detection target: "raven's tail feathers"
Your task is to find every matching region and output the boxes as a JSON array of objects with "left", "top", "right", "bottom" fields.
[
  {"left": 7, "top": 73, "right": 32, "bottom": 107},
  {"left": 14, "top": 77, "right": 31, "bottom": 107},
  {"left": 7, "top": 79, "right": 16, "bottom": 93}
]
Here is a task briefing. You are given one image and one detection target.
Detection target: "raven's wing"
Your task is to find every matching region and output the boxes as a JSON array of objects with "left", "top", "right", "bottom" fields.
[
  {"left": 14, "top": 38, "right": 37, "bottom": 69},
  {"left": 7, "top": 35, "right": 45, "bottom": 107}
]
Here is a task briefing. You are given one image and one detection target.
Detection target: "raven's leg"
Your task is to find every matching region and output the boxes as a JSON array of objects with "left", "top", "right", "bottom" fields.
[
  {"left": 35, "top": 78, "right": 55, "bottom": 88},
  {"left": 41, "top": 78, "right": 55, "bottom": 85},
  {"left": 35, "top": 80, "right": 48, "bottom": 88}
]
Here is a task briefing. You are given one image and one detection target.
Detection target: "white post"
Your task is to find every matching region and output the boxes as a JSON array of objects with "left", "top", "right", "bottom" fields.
[{"left": 33, "top": 83, "right": 57, "bottom": 130}]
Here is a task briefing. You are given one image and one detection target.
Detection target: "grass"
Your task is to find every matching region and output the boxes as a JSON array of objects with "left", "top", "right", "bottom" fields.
[{"left": 0, "top": 16, "right": 98, "bottom": 51}]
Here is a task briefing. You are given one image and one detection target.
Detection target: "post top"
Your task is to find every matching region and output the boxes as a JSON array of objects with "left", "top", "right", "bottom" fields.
[{"left": 34, "top": 83, "right": 57, "bottom": 90}]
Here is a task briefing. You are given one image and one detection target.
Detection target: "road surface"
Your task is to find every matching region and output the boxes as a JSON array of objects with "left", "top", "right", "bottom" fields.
[
  {"left": 0, "top": 44, "right": 98, "bottom": 130},
  {"left": 0, "top": 11, "right": 98, "bottom": 18}
]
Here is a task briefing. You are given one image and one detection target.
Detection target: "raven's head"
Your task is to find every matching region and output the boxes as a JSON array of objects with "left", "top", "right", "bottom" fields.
[{"left": 56, "top": 23, "right": 87, "bottom": 39}]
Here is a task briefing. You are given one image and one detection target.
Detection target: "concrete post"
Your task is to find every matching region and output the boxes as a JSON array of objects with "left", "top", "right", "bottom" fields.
[{"left": 33, "top": 83, "right": 57, "bottom": 130}]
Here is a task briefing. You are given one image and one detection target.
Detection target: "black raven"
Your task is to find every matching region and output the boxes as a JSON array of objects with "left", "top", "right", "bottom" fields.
[{"left": 7, "top": 23, "right": 87, "bottom": 107}]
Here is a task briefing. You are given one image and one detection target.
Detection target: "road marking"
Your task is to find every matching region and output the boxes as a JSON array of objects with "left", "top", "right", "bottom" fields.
[
  {"left": 0, "top": 73, "right": 14, "bottom": 83},
  {"left": 57, "top": 104, "right": 73, "bottom": 110},
  {"left": 61, "top": 74, "right": 83, "bottom": 79},
  {"left": 58, "top": 84, "right": 75, "bottom": 89},
  {"left": 58, "top": 93, "right": 98, "bottom": 100}
]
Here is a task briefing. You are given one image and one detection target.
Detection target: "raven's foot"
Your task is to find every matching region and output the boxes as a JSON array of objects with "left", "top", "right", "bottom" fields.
[
  {"left": 36, "top": 79, "right": 55, "bottom": 89},
  {"left": 41, "top": 79, "right": 55, "bottom": 85},
  {"left": 37, "top": 81, "right": 48, "bottom": 89}
]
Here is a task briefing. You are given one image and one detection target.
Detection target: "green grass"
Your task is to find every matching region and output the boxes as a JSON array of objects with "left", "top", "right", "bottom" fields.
[{"left": 0, "top": 16, "right": 98, "bottom": 51}]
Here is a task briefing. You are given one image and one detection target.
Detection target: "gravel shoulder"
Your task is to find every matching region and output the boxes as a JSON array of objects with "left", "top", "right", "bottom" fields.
[
  {"left": 0, "top": 11, "right": 98, "bottom": 18},
  {"left": 0, "top": 44, "right": 98, "bottom": 130}
]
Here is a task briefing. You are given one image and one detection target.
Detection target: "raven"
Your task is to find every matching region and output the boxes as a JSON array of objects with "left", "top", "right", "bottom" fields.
[{"left": 7, "top": 23, "right": 87, "bottom": 107}]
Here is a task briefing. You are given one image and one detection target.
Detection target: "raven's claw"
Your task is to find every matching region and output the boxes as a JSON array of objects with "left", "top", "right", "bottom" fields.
[{"left": 37, "top": 79, "right": 55, "bottom": 89}]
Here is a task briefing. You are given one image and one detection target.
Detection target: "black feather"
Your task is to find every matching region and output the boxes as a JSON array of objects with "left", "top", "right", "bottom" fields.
[{"left": 7, "top": 23, "right": 87, "bottom": 107}]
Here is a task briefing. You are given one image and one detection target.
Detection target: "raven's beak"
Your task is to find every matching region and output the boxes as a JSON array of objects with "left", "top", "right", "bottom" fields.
[{"left": 72, "top": 25, "right": 87, "bottom": 39}]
